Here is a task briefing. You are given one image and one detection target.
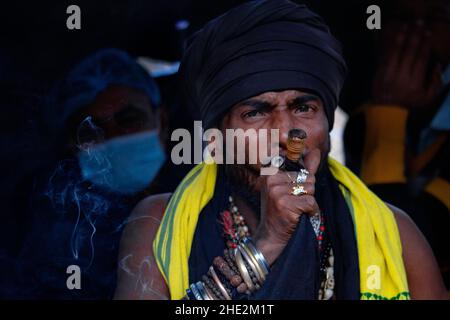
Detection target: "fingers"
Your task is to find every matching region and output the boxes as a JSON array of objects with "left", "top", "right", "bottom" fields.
[
  {"left": 268, "top": 182, "right": 317, "bottom": 212},
  {"left": 284, "top": 181, "right": 315, "bottom": 195},
  {"left": 267, "top": 182, "right": 314, "bottom": 199},
  {"left": 266, "top": 171, "right": 314, "bottom": 191},
  {"left": 400, "top": 28, "right": 423, "bottom": 74},
  {"left": 410, "top": 46, "right": 431, "bottom": 89},
  {"left": 265, "top": 172, "right": 290, "bottom": 187},
  {"left": 372, "top": 20, "right": 441, "bottom": 109},
  {"left": 264, "top": 148, "right": 320, "bottom": 188},
  {"left": 401, "top": 26, "right": 432, "bottom": 86},
  {"left": 411, "top": 22, "right": 430, "bottom": 60},
  {"left": 266, "top": 170, "right": 315, "bottom": 187},
  {"left": 303, "top": 148, "right": 321, "bottom": 176},
  {"left": 425, "top": 63, "right": 444, "bottom": 104},
  {"left": 286, "top": 171, "right": 316, "bottom": 185},
  {"left": 281, "top": 194, "right": 320, "bottom": 220},
  {"left": 289, "top": 195, "right": 320, "bottom": 215},
  {"left": 383, "top": 24, "right": 407, "bottom": 80},
  {"left": 268, "top": 193, "right": 319, "bottom": 227},
  {"left": 384, "top": 23, "right": 429, "bottom": 81}
]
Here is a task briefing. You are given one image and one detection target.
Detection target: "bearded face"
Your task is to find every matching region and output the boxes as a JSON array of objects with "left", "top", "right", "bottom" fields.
[{"left": 218, "top": 89, "right": 331, "bottom": 213}]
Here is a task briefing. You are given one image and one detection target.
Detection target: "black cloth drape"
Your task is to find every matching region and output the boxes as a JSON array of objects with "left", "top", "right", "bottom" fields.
[{"left": 188, "top": 164, "right": 360, "bottom": 299}]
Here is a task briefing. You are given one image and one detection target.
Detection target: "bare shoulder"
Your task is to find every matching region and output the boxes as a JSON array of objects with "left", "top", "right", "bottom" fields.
[
  {"left": 114, "top": 193, "right": 172, "bottom": 300},
  {"left": 120, "top": 193, "right": 172, "bottom": 254},
  {"left": 386, "top": 202, "right": 448, "bottom": 299},
  {"left": 132, "top": 193, "right": 171, "bottom": 224}
]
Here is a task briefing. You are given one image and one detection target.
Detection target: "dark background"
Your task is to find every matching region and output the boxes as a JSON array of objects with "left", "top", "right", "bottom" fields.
[
  {"left": 0, "top": 0, "right": 380, "bottom": 244},
  {"left": 6, "top": 0, "right": 443, "bottom": 299}
]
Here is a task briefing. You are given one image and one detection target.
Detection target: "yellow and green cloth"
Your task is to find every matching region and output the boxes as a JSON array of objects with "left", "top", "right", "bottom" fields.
[{"left": 153, "top": 157, "right": 410, "bottom": 300}]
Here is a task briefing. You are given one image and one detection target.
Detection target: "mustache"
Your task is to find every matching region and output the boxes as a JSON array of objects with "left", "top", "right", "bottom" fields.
[{"left": 223, "top": 147, "right": 330, "bottom": 213}]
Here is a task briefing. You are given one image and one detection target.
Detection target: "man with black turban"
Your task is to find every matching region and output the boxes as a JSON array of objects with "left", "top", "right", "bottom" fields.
[{"left": 115, "top": 0, "right": 447, "bottom": 300}]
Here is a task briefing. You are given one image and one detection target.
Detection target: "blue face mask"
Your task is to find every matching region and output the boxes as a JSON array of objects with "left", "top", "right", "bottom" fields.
[{"left": 77, "top": 130, "right": 166, "bottom": 194}]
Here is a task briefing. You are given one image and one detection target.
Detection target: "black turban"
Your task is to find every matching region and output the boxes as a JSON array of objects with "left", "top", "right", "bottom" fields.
[{"left": 179, "top": 0, "right": 347, "bottom": 130}]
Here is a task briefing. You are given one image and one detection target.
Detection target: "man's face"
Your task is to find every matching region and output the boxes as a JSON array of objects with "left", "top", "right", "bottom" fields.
[
  {"left": 69, "top": 84, "right": 158, "bottom": 146},
  {"left": 221, "top": 89, "right": 330, "bottom": 192},
  {"left": 83, "top": 85, "right": 157, "bottom": 139}
]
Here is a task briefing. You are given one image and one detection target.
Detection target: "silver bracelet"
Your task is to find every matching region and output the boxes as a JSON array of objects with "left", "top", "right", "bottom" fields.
[
  {"left": 243, "top": 237, "right": 270, "bottom": 275},
  {"left": 190, "top": 282, "right": 203, "bottom": 300},
  {"left": 234, "top": 249, "right": 256, "bottom": 293},
  {"left": 209, "top": 266, "right": 232, "bottom": 300},
  {"left": 238, "top": 244, "right": 264, "bottom": 285},
  {"left": 196, "top": 281, "right": 213, "bottom": 300}
]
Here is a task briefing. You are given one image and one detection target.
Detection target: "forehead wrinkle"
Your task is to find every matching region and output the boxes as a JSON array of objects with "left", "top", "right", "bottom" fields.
[{"left": 287, "top": 94, "right": 322, "bottom": 106}]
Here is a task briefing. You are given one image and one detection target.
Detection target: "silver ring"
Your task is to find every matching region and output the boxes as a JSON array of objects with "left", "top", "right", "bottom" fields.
[
  {"left": 270, "top": 155, "right": 284, "bottom": 168},
  {"left": 296, "top": 169, "right": 309, "bottom": 183}
]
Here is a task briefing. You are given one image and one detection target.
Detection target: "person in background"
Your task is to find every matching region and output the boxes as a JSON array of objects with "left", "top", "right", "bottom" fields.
[
  {"left": 50, "top": 48, "right": 166, "bottom": 196},
  {"left": 7, "top": 48, "right": 166, "bottom": 299},
  {"left": 115, "top": 0, "right": 447, "bottom": 300},
  {"left": 344, "top": 0, "right": 450, "bottom": 289}
]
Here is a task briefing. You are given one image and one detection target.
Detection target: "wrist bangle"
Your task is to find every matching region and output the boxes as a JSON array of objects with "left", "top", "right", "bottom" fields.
[
  {"left": 244, "top": 237, "right": 270, "bottom": 275},
  {"left": 197, "top": 281, "right": 213, "bottom": 300},
  {"left": 209, "top": 266, "right": 232, "bottom": 300},
  {"left": 202, "top": 274, "right": 223, "bottom": 300},
  {"left": 185, "top": 288, "right": 195, "bottom": 300},
  {"left": 234, "top": 248, "right": 256, "bottom": 292},
  {"left": 189, "top": 282, "right": 203, "bottom": 300},
  {"left": 203, "top": 284, "right": 218, "bottom": 300},
  {"left": 238, "top": 244, "right": 264, "bottom": 285},
  {"left": 216, "top": 266, "right": 235, "bottom": 296}
]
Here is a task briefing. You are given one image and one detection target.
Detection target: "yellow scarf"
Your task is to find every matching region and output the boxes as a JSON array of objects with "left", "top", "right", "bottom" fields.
[{"left": 153, "top": 157, "right": 410, "bottom": 300}]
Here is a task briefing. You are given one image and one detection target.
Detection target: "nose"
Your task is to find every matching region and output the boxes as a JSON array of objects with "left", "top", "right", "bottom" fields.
[{"left": 271, "top": 109, "right": 294, "bottom": 152}]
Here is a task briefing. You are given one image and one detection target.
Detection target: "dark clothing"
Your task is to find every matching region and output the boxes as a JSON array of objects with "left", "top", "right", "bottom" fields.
[
  {"left": 1, "top": 160, "right": 136, "bottom": 299},
  {"left": 188, "top": 165, "right": 360, "bottom": 299},
  {"left": 179, "top": 0, "right": 347, "bottom": 130}
]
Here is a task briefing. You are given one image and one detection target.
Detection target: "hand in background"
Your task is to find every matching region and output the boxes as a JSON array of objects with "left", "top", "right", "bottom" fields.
[{"left": 372, "top": 22, "right": 443, "bottom": 109}]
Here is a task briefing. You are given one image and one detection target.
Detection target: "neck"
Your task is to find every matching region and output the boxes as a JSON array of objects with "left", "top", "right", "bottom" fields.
[
  {"left": 233, "top": 194, "right": 260, "bottom": 235},
  {"left": 224, "top": 164, "right": 261, "bottom": 234}
]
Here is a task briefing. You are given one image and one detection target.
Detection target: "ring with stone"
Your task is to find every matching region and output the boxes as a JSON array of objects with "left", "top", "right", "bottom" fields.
[
  {"left": 296, "top": 169, "right": 309, "bottom": 184},
  {"left": 291, "top": 184, "right": 308, "bottom": 196},
  {"left": 270, "top": 155, "right": 285, "bottom": 168}
]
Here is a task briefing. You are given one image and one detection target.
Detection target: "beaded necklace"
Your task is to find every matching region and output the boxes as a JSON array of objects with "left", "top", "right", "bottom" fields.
[{"left": 220, "top": 195, "right": 334, "bottom": 300}]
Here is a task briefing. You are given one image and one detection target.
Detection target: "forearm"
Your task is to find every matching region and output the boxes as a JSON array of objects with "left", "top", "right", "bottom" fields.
[{"left": 360, "top": 104, "right": 409, "bottom": 186}]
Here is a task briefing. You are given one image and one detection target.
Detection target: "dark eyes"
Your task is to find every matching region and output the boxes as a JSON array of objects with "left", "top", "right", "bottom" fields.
[
  {"left": 293, "top": 104, "right": 313, "bottom": 113},
  {"left": 243, "top": 104, "right": 314, "bottom": 118},
  {"left": 243, "top": 110, "right": 265, "bottom": 118}
]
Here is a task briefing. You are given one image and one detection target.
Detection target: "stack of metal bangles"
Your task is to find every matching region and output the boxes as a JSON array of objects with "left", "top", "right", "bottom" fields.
[{"left": 185, "top": 237, "right": 270, "bottom": 300}]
